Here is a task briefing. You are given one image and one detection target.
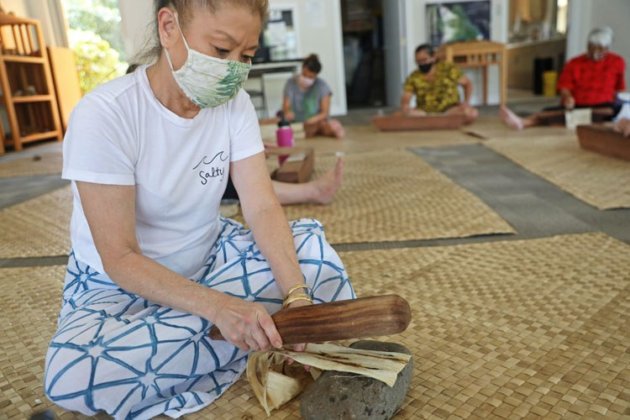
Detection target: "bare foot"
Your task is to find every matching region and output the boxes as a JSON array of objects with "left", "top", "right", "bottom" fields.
[
  {"left": 310, "top": 157, "right": 344, "bottom": 204},
  {"left": 500, "top": 105, "right": 524, "bottom": 130},
  {"left": 328, "top": 119, "right": 345, "bottom": 139},
  {"left": 406, "top": 109, "right": 427, "bottom": 117},
  {"left": 614, "top": 118, "right": 630, "bottom": 137}
]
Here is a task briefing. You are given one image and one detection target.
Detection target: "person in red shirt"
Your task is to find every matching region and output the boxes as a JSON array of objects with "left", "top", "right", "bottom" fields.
[{"left": 500, "top": 27, "right": 626, "bottom": 130}]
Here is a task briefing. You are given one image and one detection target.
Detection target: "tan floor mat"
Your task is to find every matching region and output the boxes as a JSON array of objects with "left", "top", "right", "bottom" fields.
[
  {"left": 264, "top": 149, "right": 514, "bottom": 243},
  {"left": 486, "top": 134, "right": 630, "bottom": 210},
  {"left": 461, "top": 115, "right": 570, "bottom": 140},
  {"left": 0, "top": 152, "right": 62, "bottom": 178},
  {"left": 0, "top": 186, "right": 72, "bottom": 259},
  {"left": 6, "top": 234, "right": 629, "bottom": 419},
  {"left": 198, "top": 233, "right": 630, "bottom": 418},
  {"left": 261, "top": 124, "right": 479, "bottom": 156}
]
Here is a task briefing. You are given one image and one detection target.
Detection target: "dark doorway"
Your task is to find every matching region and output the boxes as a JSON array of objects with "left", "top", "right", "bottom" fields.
[{"left": 341, "top": 0, "right": 386, "bottom": 108}]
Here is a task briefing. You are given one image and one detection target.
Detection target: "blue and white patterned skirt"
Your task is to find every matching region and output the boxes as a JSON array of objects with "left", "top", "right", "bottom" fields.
[{"left": 44, "top": 218, "right": 355, "bottom": 419}]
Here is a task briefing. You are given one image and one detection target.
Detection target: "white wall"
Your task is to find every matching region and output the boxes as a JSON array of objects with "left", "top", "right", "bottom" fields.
[
  {"left": 118, "top": 0, "right": 348, "bottom": 116},
  {"left": 2, "top": 0, "right": 28, "bottom": 16},
  {"left": 383, "top": 0, "right": 408, "bottom": 107},
  {"left": 567, "top": 0, "right": 630, "bottom": 88},
  {"left": 269, "top": 0, "right": 347, "bottom": 116},
  {"left": 401, "top": 0, "right": 509, "bottom": 106},
  {"left": 118, "top": 0, "right": 154, "bottom": 62}
]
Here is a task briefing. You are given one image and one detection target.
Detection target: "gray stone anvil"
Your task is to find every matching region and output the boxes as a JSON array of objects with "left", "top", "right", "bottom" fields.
[{"left": 300, "top": 341, "right": 413, "bottom": 420}]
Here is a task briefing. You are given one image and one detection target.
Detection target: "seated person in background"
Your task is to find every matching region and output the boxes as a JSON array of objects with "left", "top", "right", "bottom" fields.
[
  {"left": 282, "top": 54, "right": 345, "bottom": 139},
  {"left": 614, "top": 118, "right": 630, "bottom": 137},
  {"left": 400, "top": 43, "right": 478, "bottom": 123},
  {"left": 501, "top": 27, "right": 626, "bottom": 130}
]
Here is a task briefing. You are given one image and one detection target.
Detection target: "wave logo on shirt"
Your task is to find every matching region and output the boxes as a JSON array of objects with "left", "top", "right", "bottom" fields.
[{"left": 192, "top": 151, "right": 228, "bottom": 185}]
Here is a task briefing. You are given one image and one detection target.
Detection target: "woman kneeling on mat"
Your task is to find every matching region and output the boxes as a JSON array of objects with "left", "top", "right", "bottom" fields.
[{"left": 43, "top": 1, "right": 354, "bottom": 418}]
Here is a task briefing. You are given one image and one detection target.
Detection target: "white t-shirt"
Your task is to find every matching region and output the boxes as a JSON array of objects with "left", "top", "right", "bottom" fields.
[{"left": 62, "top": 66, "right": 264, "bottom": 278}]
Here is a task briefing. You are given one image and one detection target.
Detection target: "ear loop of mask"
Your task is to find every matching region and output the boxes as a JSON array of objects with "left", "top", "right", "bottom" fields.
[{"left": 164, "top": 12, "right": 190, "bottom": 72}]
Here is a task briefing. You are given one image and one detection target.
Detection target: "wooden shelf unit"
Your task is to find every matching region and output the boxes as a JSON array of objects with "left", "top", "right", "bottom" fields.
[{"left": 0, "top": 13, "right": 62, "bottom": 154}]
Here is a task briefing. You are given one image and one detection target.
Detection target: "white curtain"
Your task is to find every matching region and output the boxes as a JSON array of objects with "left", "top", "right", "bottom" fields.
[{"left": 26, "top": 0, "right": 69, "bottom": 47}]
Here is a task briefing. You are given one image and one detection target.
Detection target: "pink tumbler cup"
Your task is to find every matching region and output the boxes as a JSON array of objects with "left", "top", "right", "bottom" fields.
[{"left": 276, "top": 124, "right": 294, "bottom": 165}]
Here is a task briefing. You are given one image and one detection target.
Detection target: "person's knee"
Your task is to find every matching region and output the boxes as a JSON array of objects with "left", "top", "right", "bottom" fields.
[
  {"left": 44, "top": 345, "right": 95, "bottom": 414},
  {"left": 290, "top": 218, "right": 325, "bottom": 237},
  {"left": 290, "top": 218, "right": 328, "bottom": 251}
]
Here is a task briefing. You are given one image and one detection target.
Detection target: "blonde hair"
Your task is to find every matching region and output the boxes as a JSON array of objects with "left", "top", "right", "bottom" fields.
[{"left": 137, "top": 0, "right": 269, "bottom": 64}]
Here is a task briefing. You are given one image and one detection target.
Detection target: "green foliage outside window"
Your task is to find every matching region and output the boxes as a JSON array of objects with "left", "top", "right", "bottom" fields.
[
  {"left": 68, "top": 29, "right": 126, "bottom": 94},
  {"left": 64, "top": 0, "right": 127, "bottom": 94}
]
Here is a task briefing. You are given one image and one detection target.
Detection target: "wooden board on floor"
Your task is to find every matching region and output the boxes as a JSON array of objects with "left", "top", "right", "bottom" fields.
[
  {"left": 577, "top": 124, "right": 630, "bottom": 161},
  {"left": 373, "top": 114, "right": 467, "bottom": 132}
]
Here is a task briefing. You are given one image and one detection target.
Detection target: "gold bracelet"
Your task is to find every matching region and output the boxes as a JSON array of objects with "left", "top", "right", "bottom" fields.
[
  {"left": 286, "top": 284, "right": 311, "bottom": 297},
  {"left": 283, "top": 292, "right": 311, "bottom": 304},
  {"left": 283, "top": 294, "right": 313, "bottom": 308}
]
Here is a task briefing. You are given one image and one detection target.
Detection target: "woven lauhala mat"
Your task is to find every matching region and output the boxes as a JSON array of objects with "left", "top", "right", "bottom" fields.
[
  {"left": 0, "top": 186, "right": 71, "bottom": 259},
  {"left": 278, "top": 149, "right": 514, "bottom": 244},
  {"left": 4, "top": 233, "right": 630, "bottom": 419},
  {"left": 0, "top": 265, "right": 105, "bottom": 420},
  {"left": 486, "top": 134, "right": 630, "bottom": 210},
  {"left": 261, "top": 124, "right": 479, "bottom": 156},
  {"left": 204, "top": 233, "right": 630, "bottom": 419},
  {"left": 198, "top": 233, "right": 630, "bottom": 418},
  {"left": 461, "top": 116, "right": 569, "bottom": 141},
  {"left": 0, "top": 152, "right": 62, "bottom": 178},
  {"left": 338, "top": 233, "right": 630, "bottom": 419}
]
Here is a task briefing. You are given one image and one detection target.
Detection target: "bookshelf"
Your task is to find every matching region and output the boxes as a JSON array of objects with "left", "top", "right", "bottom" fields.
[{"left": 0, "top": 13, "right": 62, "bottom": 154}]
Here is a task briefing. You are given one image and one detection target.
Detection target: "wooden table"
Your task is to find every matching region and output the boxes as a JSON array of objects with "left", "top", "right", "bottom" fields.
[{"left": 438, "top": 41, "right": 507, "bottom": 106}]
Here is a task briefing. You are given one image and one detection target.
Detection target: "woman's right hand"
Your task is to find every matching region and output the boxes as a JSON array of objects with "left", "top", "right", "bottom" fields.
[{"left": 213, "top": 295, "right": 283, "bottom": 352}]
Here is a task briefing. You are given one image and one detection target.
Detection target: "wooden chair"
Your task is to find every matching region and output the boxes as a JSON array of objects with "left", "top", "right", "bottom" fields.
[{"left": 438, "top": 41, "right": 507, "bottom": 106}]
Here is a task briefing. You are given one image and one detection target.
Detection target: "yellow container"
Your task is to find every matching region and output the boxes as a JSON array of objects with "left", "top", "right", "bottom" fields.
[{"left": 543, "top": 71, "right": 558, "bottom": 97}]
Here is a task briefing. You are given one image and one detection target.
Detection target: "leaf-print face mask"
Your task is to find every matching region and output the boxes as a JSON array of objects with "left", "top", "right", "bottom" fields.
[{"left": 164, "top": 14, "right": 251, "bottom": 108}]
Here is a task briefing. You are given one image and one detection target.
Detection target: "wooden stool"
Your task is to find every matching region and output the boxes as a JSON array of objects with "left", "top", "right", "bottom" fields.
[
  {"left": 372, "top": 114, "right": 467, "bottom": 132},
  {"left": 438, "top": 41, "right": 507, "bottom": 106},
  {"left": 576, "top": 124, "right": 630, "bottom": 161}
]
